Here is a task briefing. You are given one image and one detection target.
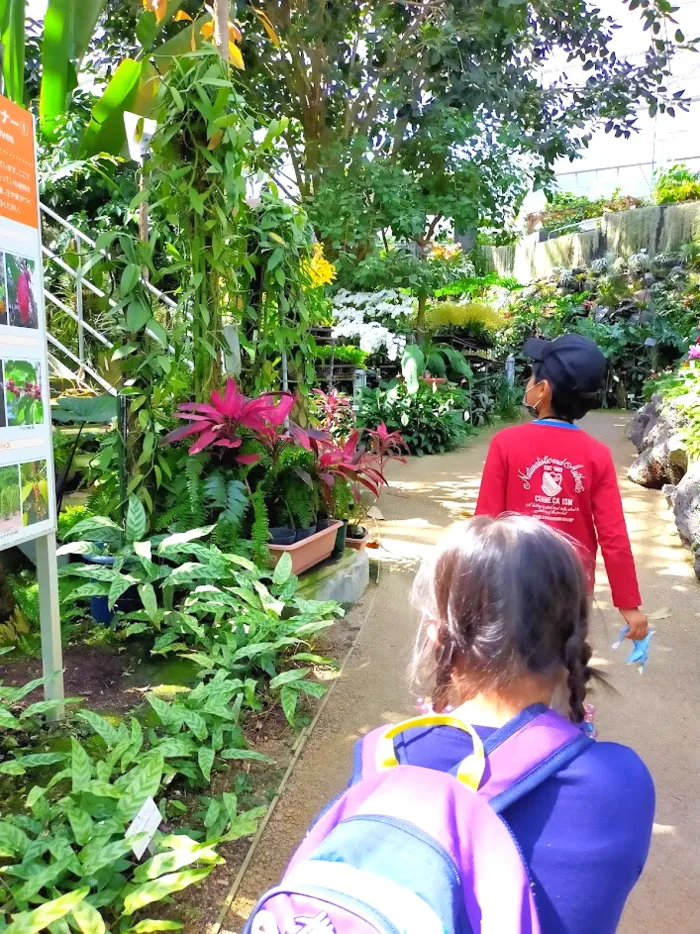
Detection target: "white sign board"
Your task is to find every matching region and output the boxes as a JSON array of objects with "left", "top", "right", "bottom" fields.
[{"left": 0, "top": 96, "right": 56, "bottom": 553}]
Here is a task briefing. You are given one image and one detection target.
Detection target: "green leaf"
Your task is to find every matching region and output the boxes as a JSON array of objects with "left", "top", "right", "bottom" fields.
[
  {"left": 198, "top": 747, "right": 215, "bottom": 783},
  {"left": 126, "top": 922, "right": 184, "bottom": 933},
  {"left": 70, "top": 900, "right": 105, "bottom": 934},
  {"left": 219, "top": 747, "right": 273, "bottom": 763},
  {"left": 108, "top": 573, "right": 137, "bottom": 611},
  {"left": 39, "top": 0, "right": 75, "bottom": 138},
  {"left": 122, "top": 263, "right": 141, "bottom": 297},
  {"left": 0, "top": 819, "right": 30, "bottom": 855},
  {"left": 297, "top": 679, "right": 327, "bottom": 699},
  {"left": 2, "top": 0, "right": 27, "bottom": 105},
  {"left": 127, "top": 299, "right": 151, "bottom": 332},
  {"left": 272, "top": 551, "right": 293, "bottom": 586},
  {"left": 62, "top": 803, "right": 94, "bottom": 848},
  {"left": 269, "top": 668, "right": 309, "bottom": 690},
  {"left": 71, "top": 737, "right": 93, "bottom": 792},
  {"left": 125, "top": 495, "right": 148, "bottom": 544},
  {"left": 0, "top": 707, "right": 19, "bottom": 728},
  {"left": 180, "top": 708, "right": 207, "bottom": 741},
  {"left": 280, "top": 685, "right": 298, "bottom": 724},
  {"left": 122, "top": 867, "right": 214, "bottom": 914},
  {"left": 77, "top": 710, "right": 121, "bottom": 747},
  {"left": 117, "top": 754, "right": 164, "bottom": 820},
  {"left": 112, "top": 343, "right": 139, "bottom": 361},
  {"left": 204, "top": 797, "right": 220, "bottom": 829},
  {"left": 138, "top": 583, "right": 158, "bottom": 621},
  {"left": 146, "top": 694, "right": 183, "bottom": 732},
  {"left": 80, "top": 58, "right": 148, "bottom": 157},
  {"left": 5, "top": 887, "right": 90, "bottom": 934},
  {"left": 72, "top": 0, "right": 108, "bottom": 62},
  {"left": 79, "top": 836, "right": 134, "bottom": 874},
  {"left": 133, "top": 843, "right": 220, "bottom": 883}
]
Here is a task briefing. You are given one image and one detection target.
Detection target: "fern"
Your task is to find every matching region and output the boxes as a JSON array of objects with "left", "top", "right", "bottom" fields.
[
  {"left": 185, "top": 455, "right": 208, "bottom": 527},
  {"left": 250, "top": 490, "right": 270, "bottom": 565},
  {"left": 87, "top": 487, "right": 119, "bottom": 517}
]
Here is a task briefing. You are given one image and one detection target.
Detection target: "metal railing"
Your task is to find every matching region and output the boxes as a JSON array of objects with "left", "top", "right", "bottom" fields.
[{"left": 40, "top": 203, "right": 178, "bottom": 396}]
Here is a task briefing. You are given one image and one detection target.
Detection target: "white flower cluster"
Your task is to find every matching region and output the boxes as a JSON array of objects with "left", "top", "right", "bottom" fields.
[{"left": 331, "top": 289, "right": 414, "bottom": 361}]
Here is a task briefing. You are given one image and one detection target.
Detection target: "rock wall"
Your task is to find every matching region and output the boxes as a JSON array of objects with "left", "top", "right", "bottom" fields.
[
  {"left": 628, "top": 396, "right": 700, "bottom": 580},
  {"left": 483, "top": 201, "right": 700, "bottom": 284}
]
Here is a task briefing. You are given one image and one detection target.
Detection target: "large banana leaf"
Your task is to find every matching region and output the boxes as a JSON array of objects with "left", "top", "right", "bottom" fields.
[
  {"left": 39, "top": 0, "right": 76, "bottom": 137},
  {"left": 80, "top": 10, "right": 207, "bottom": 157},
  {"left": 0, "top": 0, "right": 26, "bottom": 105},
  {"left": 73, "top": 0, "right": 108, "bottom": 64},
  {"left": 80, "top": 58, "right": 159, "bottom": 157}
]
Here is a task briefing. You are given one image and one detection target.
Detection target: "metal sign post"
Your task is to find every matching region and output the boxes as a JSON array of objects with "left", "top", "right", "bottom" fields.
[{"left": 0, "top": 96, "right": 63, "bottom": 716}]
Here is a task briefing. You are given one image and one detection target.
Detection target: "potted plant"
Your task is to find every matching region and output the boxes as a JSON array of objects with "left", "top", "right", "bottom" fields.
[{"left": 164, "top": 379, "right": 342, "bottom": 574}]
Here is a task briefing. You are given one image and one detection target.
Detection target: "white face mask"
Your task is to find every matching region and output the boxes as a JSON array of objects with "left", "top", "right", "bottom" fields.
[{"left": 522, "top": 384, "right": 539, "bottom": 418}]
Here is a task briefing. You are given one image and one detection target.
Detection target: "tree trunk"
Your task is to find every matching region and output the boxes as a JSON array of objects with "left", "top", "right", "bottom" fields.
[
  {"left": 416, "top": 294, "right": 427, "bottom": 346},
  {"left": 213, "top": 0, "right": 230, "bottom": 63}
]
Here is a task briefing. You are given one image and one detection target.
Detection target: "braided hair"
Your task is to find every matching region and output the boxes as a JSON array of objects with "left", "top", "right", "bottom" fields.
[{"left": 411, "top": 515, "right": 599, "bottom": 723}]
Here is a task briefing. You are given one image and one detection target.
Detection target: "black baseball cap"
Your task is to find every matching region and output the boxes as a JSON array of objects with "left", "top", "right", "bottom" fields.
[{"left": 523, "top": 334, "right": 606, "bottom": 394}]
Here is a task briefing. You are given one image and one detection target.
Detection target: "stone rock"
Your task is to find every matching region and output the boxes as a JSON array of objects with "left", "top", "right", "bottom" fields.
[
  {"left": 643, "top": 272, "right": 656, "bottom": 288},
  {"left": 673, "top": 466, "right": 700, "bottom": 553},
  {"left": 628, "top": 445, "right": 671, "bottom": 489},
  {"left": 671, "top": 265, "right": 686, "bottom": 277},
  {"left": 667, "top": 434, "right": 689, "bottom": 473},
  {"left": 662, "top": 483, "right": 678, "bottom": 509},
  {"left": 628, "top": 397, "right": 659, "bottom": 451},
  {"left": 633, "top": 289, "right": 651, "bottom": 305}
]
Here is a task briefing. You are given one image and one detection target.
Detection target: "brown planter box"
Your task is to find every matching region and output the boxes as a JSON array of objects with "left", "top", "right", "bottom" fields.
[
  {"left": 346, "top": 531, "right": 369, "bottom": 551},
  {"left": 268, "top": 519, "right": 343, "bottom": 575}
]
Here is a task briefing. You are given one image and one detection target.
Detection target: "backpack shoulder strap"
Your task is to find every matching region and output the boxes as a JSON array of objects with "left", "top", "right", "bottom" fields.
[{"left": 478, "top": 707, "right": 591, "bottom": 814}]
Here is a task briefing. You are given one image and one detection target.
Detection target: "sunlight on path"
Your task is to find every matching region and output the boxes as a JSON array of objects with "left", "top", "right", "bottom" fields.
[{"left": 224, "top": 414, "right": 699, "bottom": 934}]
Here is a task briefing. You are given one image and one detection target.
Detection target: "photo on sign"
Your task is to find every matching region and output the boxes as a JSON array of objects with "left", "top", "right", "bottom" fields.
[
  {"left": 4, "top": 359, "right": 43, "bottom": 426},
  {"left": 0, "top": 361, "right": 6, "bottom": 428},
  {"left": 0, "top": 251, "right": 7, "bottom": 325},
  {"left": 6, "top": 254, "right": 38, "bottom": 329},
  {"left": 20, "top": 460, "right": 49, "bottom": 527},
  {"left": 0, "top": 464, "right": 22, "bottom": 533}
]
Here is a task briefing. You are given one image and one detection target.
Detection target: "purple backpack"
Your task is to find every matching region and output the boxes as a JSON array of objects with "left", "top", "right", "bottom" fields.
[{"left": 244, "top": 706, "right": 590, "bottom": 934}]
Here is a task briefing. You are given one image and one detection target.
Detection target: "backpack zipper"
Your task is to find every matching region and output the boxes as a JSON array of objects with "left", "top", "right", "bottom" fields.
[
  {"left": 246, "top": 883, "right": 402, "bottom": 934},
  {"left": 340, "top": 813, "right": 463, "bottom": 891}
]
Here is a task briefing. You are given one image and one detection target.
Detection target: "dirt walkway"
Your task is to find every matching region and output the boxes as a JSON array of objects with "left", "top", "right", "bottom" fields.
[{"left": 225, "top": 413, "right": 699, "bottom": 934}]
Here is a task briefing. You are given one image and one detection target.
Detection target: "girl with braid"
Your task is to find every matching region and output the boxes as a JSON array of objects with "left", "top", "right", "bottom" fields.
[{"left": 390, "top": 516, "right": 654, "bottom": 934}]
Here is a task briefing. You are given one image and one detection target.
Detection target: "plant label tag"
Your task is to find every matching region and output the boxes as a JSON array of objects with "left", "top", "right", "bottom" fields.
[{"left": 126, "top": 797, "right": 161, "bottom": 859}]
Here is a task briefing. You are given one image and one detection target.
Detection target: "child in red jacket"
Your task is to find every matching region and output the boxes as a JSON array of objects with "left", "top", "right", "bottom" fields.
[{"left": 475, "top": 334, "right": 648, "bottom": 639}]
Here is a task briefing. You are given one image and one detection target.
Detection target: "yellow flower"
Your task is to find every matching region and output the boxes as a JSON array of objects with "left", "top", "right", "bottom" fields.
[
  {"left": 304, "top": 242, "right": 336, "bottom": 288},
  {"left": 142, "top": 0, "right": 167, "bottom": 22}
]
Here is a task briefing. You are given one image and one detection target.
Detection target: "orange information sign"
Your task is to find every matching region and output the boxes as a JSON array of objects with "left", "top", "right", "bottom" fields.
[{"left": 0, "top": 96, "right": 39, "bottom": 229}]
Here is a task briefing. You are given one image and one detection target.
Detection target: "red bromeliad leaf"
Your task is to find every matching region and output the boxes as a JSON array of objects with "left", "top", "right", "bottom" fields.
[
  {"left": 236, "top": 454, "right": 262, "bottom": 465},
  {"left": 163, "top": 422, "right": 207, "bottom": 444},
  {"left": 189, "top": 428, "right": 222, "bottom": 455}
]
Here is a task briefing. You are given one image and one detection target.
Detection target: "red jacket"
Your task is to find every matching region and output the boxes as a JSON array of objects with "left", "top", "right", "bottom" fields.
[{"left": 475, "top": 420, "right": 641, "bottom": 608}]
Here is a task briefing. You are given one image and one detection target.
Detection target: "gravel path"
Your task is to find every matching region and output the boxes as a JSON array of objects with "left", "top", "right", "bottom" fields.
[{"left": 224, "top": 413, "right": 699, "bottom": 934}]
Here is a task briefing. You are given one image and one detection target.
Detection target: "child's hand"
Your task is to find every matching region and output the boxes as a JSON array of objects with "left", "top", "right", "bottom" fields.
[{"left": 619, "top": 608, "right": 649, "bottom": 641}]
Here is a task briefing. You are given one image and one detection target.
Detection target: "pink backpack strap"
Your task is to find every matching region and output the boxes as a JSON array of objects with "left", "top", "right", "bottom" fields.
[
  {"left": 356, "top": 707, "right": 590, "bottom": 813},
  {"left": 477, "top": 708, "right": 590, "bottom": 813}
]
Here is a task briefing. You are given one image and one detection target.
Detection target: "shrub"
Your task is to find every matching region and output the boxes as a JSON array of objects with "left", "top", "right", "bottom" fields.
[
  {"left": 426, "top": 301, "right": 504, "bottom": 332},
  {"left": 653, "top": 164, "right": 700, "bottom": 205},
  {"left": 313, "top": 343, "right": 368, "bottom": 367},
  {"left": 358, "top": 383, "right": 468, "bottom": 456}
]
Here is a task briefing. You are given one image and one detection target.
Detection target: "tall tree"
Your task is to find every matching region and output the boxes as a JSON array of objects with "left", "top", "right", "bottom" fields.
[{"left": 237, "top": 0, "right": 692, "bottom": 230}]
